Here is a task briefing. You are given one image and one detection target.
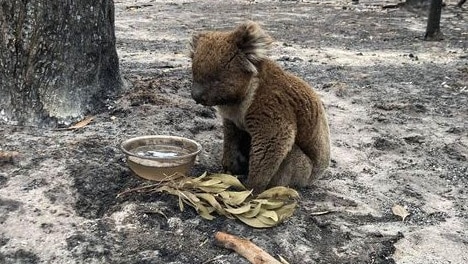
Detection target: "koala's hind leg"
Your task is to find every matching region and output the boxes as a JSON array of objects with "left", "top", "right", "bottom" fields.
[
  {"left": 269, "top": 145, "right": 314, "bottom": 188},
  {"left": 222, "top": 119, "right": 251, "bottom": 175}
]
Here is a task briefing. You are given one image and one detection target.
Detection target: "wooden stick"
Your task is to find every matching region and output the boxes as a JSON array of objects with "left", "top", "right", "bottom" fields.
[
  {"left": 116, "top": 183, "right": 161, "bottom": 198},
  {"left": 214, "top": 231, "right": 282, "bottom": 264}
]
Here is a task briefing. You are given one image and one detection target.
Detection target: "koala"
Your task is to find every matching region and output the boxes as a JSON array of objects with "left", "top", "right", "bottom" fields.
[{"left": 189, "top": 21, "right": 330, "bottom": 193}]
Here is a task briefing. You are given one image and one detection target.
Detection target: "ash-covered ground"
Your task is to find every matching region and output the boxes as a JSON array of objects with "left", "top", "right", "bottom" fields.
[{"left": 1, "top": 0, "right": 467, "bottom": 263}]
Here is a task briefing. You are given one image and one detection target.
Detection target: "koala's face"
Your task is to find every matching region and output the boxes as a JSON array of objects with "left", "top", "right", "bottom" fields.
[
  {"left": 189, "top": 22, "right": 272, "bottom": 106},
  {"left": 190, "top": 32, "right": 253, "bottom": 106}
]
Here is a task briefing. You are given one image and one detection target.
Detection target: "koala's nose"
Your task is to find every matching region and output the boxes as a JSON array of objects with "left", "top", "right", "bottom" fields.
[
  {"left": 191, "top": 83, "right": 205, "bottom": 104},
  {"left": 191, "top": 89, "right": 202, "bottom": 104},
  {"left": 193, "top": 97, "right": 204, "bottom": 105}
]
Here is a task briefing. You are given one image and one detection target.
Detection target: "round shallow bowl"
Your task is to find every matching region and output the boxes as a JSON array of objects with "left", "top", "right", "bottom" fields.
[{"left": 121, "top": 135, "right": 202, "bottom": 181}]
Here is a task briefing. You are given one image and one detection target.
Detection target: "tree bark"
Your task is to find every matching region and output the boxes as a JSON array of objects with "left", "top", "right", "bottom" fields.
[
  {"left": 0, "top": 0, "right": 122, "bottom": 126},
  {"left": 456, "top": 0, "right": 466, "bottom": 7},
  {"left": 424, "top": 0, "right": 444, "bottom": 40}
]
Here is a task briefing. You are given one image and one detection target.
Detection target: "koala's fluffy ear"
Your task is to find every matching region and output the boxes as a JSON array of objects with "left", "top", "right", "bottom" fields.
[
  {"left": 188, "top": 33, "right": 204, "bottom": 59},
  {"left": 234, "top": 21, "right": 273, "bottom": 73}
]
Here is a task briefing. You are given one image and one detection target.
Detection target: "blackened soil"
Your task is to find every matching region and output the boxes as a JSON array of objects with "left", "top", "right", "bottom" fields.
[{"left": 0, "top": 0, "right": 467, "bottom": 263}]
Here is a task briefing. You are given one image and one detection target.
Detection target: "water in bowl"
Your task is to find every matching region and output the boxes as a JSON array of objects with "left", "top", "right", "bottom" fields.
[{"left": 132, "top": 145, "right": 191, "bottom": 159}]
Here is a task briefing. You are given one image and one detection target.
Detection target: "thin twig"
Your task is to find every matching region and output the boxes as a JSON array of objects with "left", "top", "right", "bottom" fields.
[
  {"left": 116, "top": 183, "right": 162, "bottom": 198},
  {"left": 310, "top": 210, "right": 332, "bottom": 216},
  {"left": 116, "top": 173, "right": 188, "bottom": 198}
]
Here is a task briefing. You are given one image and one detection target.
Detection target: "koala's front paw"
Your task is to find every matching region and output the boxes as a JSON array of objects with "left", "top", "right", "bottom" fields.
[
  {"left": 245, "top": 177, "right": 269, "bottom": 194},
  {"left": 222, "top": 151, "right": 248, "bottom": 175}
]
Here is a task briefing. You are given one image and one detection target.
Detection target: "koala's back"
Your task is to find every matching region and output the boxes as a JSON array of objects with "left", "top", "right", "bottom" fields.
[{"left": 246, "top": 59, "right": 330, "bottom": 175}]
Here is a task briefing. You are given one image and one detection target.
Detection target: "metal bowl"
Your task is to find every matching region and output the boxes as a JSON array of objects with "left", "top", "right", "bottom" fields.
[{"left": 121, "top": 135, "right": 202, "bottom": 181}]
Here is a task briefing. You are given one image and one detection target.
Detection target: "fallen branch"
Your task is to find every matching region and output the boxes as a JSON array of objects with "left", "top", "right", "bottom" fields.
[
  {"left": 55, "top": 116, "right": 94, "bottom": 131},
  {"left": 214, "top": 231, "right": 282, "bottom": 264}
]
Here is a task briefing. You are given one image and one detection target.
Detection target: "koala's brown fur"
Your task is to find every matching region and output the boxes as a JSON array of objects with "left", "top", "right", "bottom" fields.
[{"left": 189, "top": 21, "right": 330, "bottom": 193}]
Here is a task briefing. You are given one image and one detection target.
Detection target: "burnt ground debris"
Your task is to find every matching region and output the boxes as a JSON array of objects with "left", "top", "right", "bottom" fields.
[{"left": 1, "top": 0, "right": 467, "bottom": 263}]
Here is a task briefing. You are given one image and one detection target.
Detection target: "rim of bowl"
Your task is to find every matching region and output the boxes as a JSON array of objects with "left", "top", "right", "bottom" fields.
[{"left": 120, "top": 135, "right": 202, "bottom": 161}]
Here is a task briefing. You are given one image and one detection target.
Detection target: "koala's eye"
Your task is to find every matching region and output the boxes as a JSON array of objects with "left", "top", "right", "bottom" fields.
[
  {"left": 213, "top": 79, "right": 221, "bottom": 86},
  {"left": 223, "top": 51, "right": 239, "bottom": 69}
]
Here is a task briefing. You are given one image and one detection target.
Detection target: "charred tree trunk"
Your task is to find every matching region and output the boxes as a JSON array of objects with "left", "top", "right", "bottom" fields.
[
  {"left": 0, "top": 0, "right": 122, "bottom": 126},
  {"left": 424, "top": 0, "right": 444, "bottom": 40}
]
